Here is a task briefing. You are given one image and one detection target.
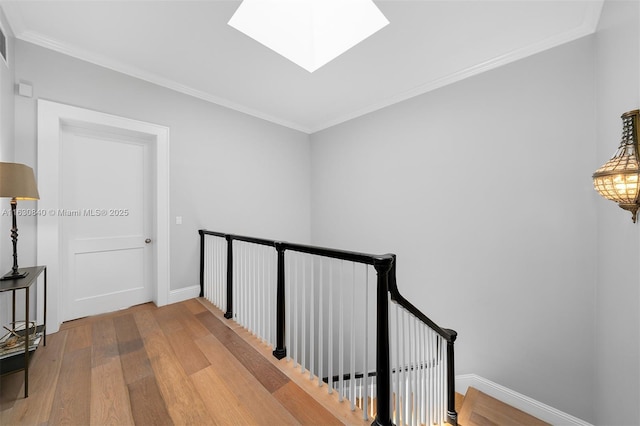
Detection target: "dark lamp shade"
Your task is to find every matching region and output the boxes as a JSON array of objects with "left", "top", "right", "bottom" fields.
[{"left": 0, "top": 162, "right": 40, "bottom": 200}]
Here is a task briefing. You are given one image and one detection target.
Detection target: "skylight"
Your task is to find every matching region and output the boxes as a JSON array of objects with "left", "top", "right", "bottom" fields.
[{"left": 228, "top": 0, "right": 389, "bottom": 73}]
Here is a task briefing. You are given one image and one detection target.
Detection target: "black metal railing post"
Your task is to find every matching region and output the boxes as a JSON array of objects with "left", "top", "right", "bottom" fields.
[
  {"left": 372, "top": 256, "right": 394, "bottom": 426},
  {"left": 199, "top": 230, "right": 205, "bottom": 297},
  {"left": 445, "top": 328, "right": 458, "bottom": 425},
  {"left": 224, "top": 235, "right": 234, "bottom": 319},
  {"left": 272, "top": 241, "right": 287, "bottom": 359}
]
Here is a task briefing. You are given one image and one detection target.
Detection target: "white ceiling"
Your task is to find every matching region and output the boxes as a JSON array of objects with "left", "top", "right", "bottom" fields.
[{"left": 1, "top": 0, "right": 603, "bottom": 133}]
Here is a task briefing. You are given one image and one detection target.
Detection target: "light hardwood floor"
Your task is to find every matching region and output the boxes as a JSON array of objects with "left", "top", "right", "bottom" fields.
[
  {"left": 1, "top": 298, "right": 367, "bottom": 426},
  {"left": 457, "top": 387, "right": 550, "bottom": 426}
]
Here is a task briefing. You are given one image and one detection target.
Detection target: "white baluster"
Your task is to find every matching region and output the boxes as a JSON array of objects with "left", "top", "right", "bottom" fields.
[
  {"left": 310, "top": 255, "right": 315, "bottom": 380},
  {"left": 285, "top": 249, "right": 291, "bottom": 362},
  {"left": 259, "top": 246, "right": 263, "bottom": 339},
  {"left": 213, "top": 237, "right": 217, "bottom": 305},
  {"left": 410, "top": 314, "right": 415, "bottom": 426},
  {"left": 420, "top": 323, "right": 426, "bottom": 425},
  {"left": 292, "top": 251, "right": 300, "bottom": 367},
  {"left": 415, "top": 320, "right": 420, "bottom": 425},
  {"left": 246, "top": 244, "right": 249, "bottom": 326},
  {"left": 442, "top": 335, "right": 446, "bottom": 422},
  {"left": 258, "top": 246, "right": 262, "bottom": 340},
  {"left": 244, "top": 243, "right": 249, "bottom": 328},
  {"left": 301, "top": 254, "right": 306, "bottom": 374},
  {"left": 206, "top": 236, "right": 210, "bottom": 301},
  {"left": 338, "top": 260, "right": 344, "bottom": 402},
  {"left": 206, "top": 236, "right": 211, "bottom": 302},
  {"left": 293, "top": 253, "right": 297, "bottom": 363},
  {"left": 403, "top": 309, "right": 409, "bottom": 426},
  {"left": 248, "top": 244, "right": 252, "bottom": 333},
  {"left": 394, "top": 302, "right": 400, "bottom": 425},
  {"left": 350, "top": 262, "right": 356, "bottom": 411},
  {"left": 239, "top": 243, "right": 244, "bottom": 327},
  {"left": 318, "top": 257, "right": 324, "bottom": 387},
  {"left": 262, "top": 245, "right": 267, "bottom": 342},
  {"left": 219, "top": 238, "right": 223, "bottom": 307},
  {"left": 240, "top": 243, "right": 244, "bottom": 326},
  {"left": 236, "top": 243, "right": 240, "bottom": 323},
  {"left": 252, "top": 245, "right": 257, "bottom": 335},
  {"left": 260, "top": 245, "right": 265, "bottom": 341},
  {"left": 362, "top": 266, "right": 369, "bottom": 421},
  {"left": 232, "top": 242, "right": 236, "bottom": 318},
  {"left": 371, "top": 376, "right": 375, "bottom": 419},
  {"left": 328, "top": 259, "right": 334, "bottom": 394},
  {"left": 215, "top": 237, "right": 219, "bottom": 306},
  {"left": 237, "top": 243, "right": 242, "bottom": 323},
  {"left": 205, "top": 236, "right": 210, "bottom": 302},
  {"left": 267, "top": 247, "right": 272, "bottom": 347}
]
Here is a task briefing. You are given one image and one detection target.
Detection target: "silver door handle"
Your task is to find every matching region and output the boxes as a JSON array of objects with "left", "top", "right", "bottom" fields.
[{"left": 145, "top": 238, "right": 152, "bottom": 244}]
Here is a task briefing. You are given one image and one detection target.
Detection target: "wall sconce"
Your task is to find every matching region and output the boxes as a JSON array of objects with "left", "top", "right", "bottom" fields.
[{"left": 593, "top": 109, "right": 640, "bottom": 222}]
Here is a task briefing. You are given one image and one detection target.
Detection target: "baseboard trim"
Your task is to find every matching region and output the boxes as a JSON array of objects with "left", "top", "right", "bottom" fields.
[
  {"left": 168, "top": 285, "right": 201, "bottom": 304},
  {"left": 455, "top": 374, "right": 592, "bottom": 426}
]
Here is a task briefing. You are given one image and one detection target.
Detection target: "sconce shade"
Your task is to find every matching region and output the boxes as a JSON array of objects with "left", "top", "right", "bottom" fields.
[
  {"left": 593, "top": 110, "right": 640, "bottom": 222},
  {"left": 0, "top": 162, "right": 40, "bottom": 200}
]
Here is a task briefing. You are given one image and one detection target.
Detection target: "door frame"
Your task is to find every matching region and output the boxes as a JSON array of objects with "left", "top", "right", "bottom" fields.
[{"left": 37, "top": 99, "right": 170, "bottom": 333}]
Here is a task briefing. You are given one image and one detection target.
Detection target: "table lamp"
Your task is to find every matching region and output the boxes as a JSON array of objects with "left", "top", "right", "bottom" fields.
[{"left": 0, "top": 162, "right": 40, "bottom": 280}]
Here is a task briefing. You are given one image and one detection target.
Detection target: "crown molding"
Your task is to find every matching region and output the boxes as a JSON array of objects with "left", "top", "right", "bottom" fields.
[
  {"left": 12, "top": 27, "right": 312, "bottom": 134},
  {"left": 2, "top": 0, "right": 603, "bottom": 135},
  {"left": 310, "top": 0, "right": 604, "bottom": 133}
]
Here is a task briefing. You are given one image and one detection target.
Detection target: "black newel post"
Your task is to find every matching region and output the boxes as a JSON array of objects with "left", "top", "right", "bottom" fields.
[
  {"left": 199, "top": 230, "right": 205, "bottom": 297},
  {"left": 272, "top": 242, "right": 287, "bottom": 359},
  {"left": 446, "top": 329, "right": 458, "bottom": 425},
  {"left": 372, "top": 257, "right": 394, "bottom": 426},
  {"left": 224, "top": 235, "right": 234, "bottom": 319}
]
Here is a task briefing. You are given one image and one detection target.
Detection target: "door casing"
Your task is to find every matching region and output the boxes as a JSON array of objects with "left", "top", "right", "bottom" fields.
[{"left": 37, "top": 99, "right": 170, "bottom": 333}]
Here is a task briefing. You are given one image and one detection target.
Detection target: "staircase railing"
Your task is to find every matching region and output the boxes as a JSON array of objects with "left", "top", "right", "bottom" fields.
[{"left": 199, "top": 229, "right": 458, "bottom": 426}]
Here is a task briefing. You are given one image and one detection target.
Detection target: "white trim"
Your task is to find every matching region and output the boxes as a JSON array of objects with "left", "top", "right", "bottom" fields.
[
  {"left": 15, "top": 30, "right": 311, "bottom": 134},
  {"left": 4, "top": 1, "right": 603, "bottom": 134},
  {"left": 0, "top": 7, "right": 10, "bottom": 67},
  {"left": 168, "top": 285, "right": 201, "bottom": 305},
  {"left": 456, "top": 374, "right": 592, "bottom": 426},
  {"left": 37, "top": 99, "right": 170, "bottom": 333},
  {"left": 310, "top": 1, "right": 605, "bottom": 133}
]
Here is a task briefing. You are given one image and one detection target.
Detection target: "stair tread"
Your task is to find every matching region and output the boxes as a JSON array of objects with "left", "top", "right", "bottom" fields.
[
  {"left": 458, "top": 387, "right": 550, "bottom": 426},
  {"left": 456, "top": 392, "right": 465, "bottom": 413}
]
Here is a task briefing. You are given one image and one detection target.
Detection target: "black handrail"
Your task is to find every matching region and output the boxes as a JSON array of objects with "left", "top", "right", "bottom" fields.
[
  {"left": 198, "top": 229, "right": 457, "bottom": 426},
  {"left": 199, "top": 230, "right": 393, "bottom": 264},
  {"left": 232, "top": 234, "right": 276, "bottom": 247},
  {"left": 200, "top": 230, "right": 227, "bottom": 238},
  {"left": 388, "top": 256, "right": 455, "bottom": 342}
]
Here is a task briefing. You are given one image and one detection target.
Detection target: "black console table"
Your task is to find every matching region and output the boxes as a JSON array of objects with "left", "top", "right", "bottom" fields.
[{"left": 0, "top": 266, "right": 47, "bottom": 398}]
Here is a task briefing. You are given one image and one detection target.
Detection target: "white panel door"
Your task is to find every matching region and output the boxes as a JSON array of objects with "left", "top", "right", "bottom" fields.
[{"left": 61, "top": 124, "right": 152, "bottom": 321}]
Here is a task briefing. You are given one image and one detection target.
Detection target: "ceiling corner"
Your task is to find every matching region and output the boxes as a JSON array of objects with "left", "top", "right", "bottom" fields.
[
  {"left": 583, "top": 0, "right": 605, "bottom": 34},
  {"left": 0, "top": 1, "right": 25, "bottom": 38}
]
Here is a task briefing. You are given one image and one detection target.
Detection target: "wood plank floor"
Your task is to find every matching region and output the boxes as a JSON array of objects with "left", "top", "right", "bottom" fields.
[
  {"left": 457, "top": 387, "right": 550, "bottom": 426},
  {"left": 1, "top": 298, "right": 367, "bottom": 426}
]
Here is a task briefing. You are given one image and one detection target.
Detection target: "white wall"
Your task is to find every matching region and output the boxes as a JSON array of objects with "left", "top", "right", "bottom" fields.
[
  {"left": 310, "top": 37, "right": 598, "bottom": 422},
  {"left": 0, "top": 8, "right": 13, "bottom": 162},
  {"left": 594, "top": 1, "right": 640, "bottom": 424},
  {"left": 0, "top": 7, "right": 15, "bottom": 328},
  {"left": 6, "top": 3, "right": 640, "bottom": 423},
  {"left": 13, "top": 40, "right": 311, "bottom": 294}
]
